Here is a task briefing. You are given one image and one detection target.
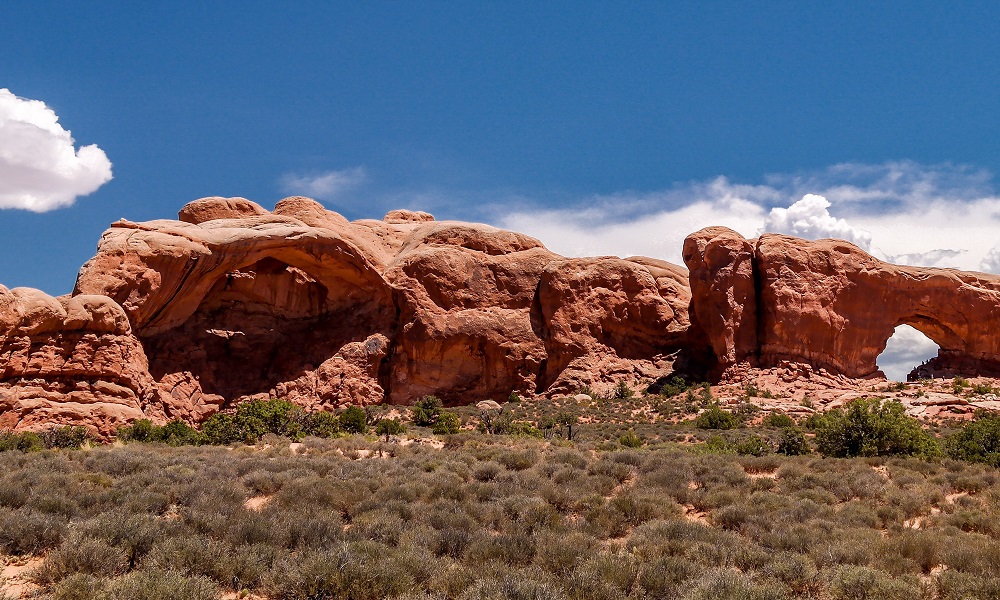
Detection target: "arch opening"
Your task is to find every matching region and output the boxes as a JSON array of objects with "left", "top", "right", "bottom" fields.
[
  {"left": 877, "top": 324, "right": 941, "bottom": 382},
  {"left": 141, "top": 256, "right": 395, "bottom": 408}
]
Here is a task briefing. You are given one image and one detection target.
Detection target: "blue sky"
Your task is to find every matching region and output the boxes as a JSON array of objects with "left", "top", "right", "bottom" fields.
[{"left": 3, "top": 1, "right": 999, "bottom": 378}]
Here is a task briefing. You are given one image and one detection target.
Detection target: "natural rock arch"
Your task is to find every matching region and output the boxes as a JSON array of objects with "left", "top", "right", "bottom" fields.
[
  {"left": 685, "top": 227, "right": 1000, "bottom": 379},
  {"left": 74, "top": 211, "right": 398, "bottom": 418}
]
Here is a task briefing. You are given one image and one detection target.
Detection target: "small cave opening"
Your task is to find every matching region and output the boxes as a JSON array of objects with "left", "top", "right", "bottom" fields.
[
  {"left": 141, "top": 257, "right": 393, "bottom": 406},
  {"left": 877, "top": 324, "right": 941, "bottom": 382}
]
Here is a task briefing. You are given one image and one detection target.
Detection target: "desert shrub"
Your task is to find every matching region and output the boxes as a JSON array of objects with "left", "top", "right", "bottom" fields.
[
  {"left": 534, "top": 531, "right": 597, "bottom": 576},
  {"left": 619, "top": 430, "right": 643, "bottom": 448},
  {"left": 813, "top": 398, "right": 941, "bottom": 458},
  {"left": 32, "top": 537, "right": 129, "bottom": 583},
  {"left": 496, "top": 449, "right": 538, "bottom": 471},
  {"left": 777, "top": 427, "right": 810, "bottom": 455},
  {"left": 735, "top": 434, "right": 772, "bottom": 456},
  {"left": 40, "top": 426, "right": 91, "bottom": 449},
  {"left": 0, "top": 506, "right": 66, "bottom": 554},
  {"left": 762, "top": 551, "right": 818, "bottom": 593},
  {"left": 269, "top": 544, "right": 415, "bottom": 599},
  {"left": 340, "top": 406, "right": 369, "bottom": 434},
  {"left": 694, "top": 406, "right": 740, "bottom": 430},
  {"left": 763, "top": 412, "right": 795, "bottom": 428},
  {"left": 946, "top": 411, "right": 1000, "bottom": 466},
  {"left": 464, "top": 531, "right": 536, "bottom": 567},
  {"left": 375, "top": 418, "right": 406, "bottom": 440},
  {"left": 433, "top": 411, "right": 461, "bottom": 434},
  {"left": 637, "top": 555, "right": 698, "bottom": 597},
  {"left": 412, "top": 396, "right": 443, "bottom": 426},
  {"left": 571, "top": 554, "right": 640, "bottom": 596},
  {"left": 459, "top": 570, "right": 566, "bottom": 600},
  {"left": 103, "top": 569, "right": 219, "bottom": 600},
  {"left": 680, "top": 567, "right": 789, "bottom": 599},
  {"left": 0, "top": 429, "right": 44, "bottom": 452},
  {"left": 938, "top": 570, "right": 1000, "bottom": 599},
  {"left": 49, "top": 573, "right": 106, "bottom": 600},
  {"left": 826, "top": 564, "right": 920, "bottom": 600}
]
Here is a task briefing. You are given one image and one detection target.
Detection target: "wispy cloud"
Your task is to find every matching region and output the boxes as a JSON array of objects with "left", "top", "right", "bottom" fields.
[
  {"left": 0, "top": 88, "right": 113, "bottom": 211},
  {"left": 280, "top": 167, "right": 367, "bottom": 200}
]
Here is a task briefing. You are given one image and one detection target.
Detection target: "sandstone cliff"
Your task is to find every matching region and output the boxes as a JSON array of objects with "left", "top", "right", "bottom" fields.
[
  {"left": 5, "top": 197, "right": 1000, "bottom": 436},
  {"left": 0, "top": 196, "right": 691, "bottom": 433}
]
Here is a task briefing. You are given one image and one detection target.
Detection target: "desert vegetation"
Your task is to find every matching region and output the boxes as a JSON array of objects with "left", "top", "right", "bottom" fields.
[{"left": 3, "top": 387, "right": 1000, "bottom": 598}]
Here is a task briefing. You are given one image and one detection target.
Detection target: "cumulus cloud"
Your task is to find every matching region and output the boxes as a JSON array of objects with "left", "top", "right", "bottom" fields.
[
  {"left": 0, "top": 88, "right": 113, "bottom": 211},
  {"left": 878, "top": 325, "right": 940, "bottom": 382},
  {"left": 982, "top": 244, "right": 1000, "bottom": 274},
  {"left": 489, "top": 161, "right": 1000, "bottom": 274},
  {"left": 280, "top": 167, "right": 367, "bottom": 200},
  {"left": 761, "top": 194, "right": 872, "bottom": 250}
]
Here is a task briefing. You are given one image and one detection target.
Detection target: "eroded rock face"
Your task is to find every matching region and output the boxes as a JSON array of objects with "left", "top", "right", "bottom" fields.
[
  {"left": 538, "top": 256, "right": 691, "bottom": 394},
  {"left": 756, "top": 234, "right": 1000, "bottom": 378},
  {"left": 682, "top": 227, "right": 757, "bottom": 368},
  {"left": 683, "top": 227, "right": 1000, "bottom": 379},
  {"left": 52, "top": 196, "right": 693, "bottom": 427},
  {"left": 74, "top": 204, "right": 398, "bottom": 419},
  {"left": 9, "top": 196, "right": 1000, "bottom": 435},
  {"left": 0, "top": 287, "right": 155, "bottom": 437}
]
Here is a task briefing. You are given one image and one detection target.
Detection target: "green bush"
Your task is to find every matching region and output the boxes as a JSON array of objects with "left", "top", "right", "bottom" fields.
[
  {"left": 305, "top": 411, "right": 342, "bottom": 437},
  {"left": 763, "top": 412, "right": 795, "bottom": 428},
  {"left": 734, "top": 434, "right": 771, "bottom": 456},
  {"left": 694, "top": 406, "right": 740, "bottom": 430},
  {"left": 777, "top": 427, "right": 810, "bottom": 455},
  {"left": 946, "top": 411, "right": 1000, "bottom": 466},
  {"left": 432, "top": 411, "right": 461, "bottom": 435},
  {"left": 613, "top": 380, "right": 634, "bottom": 400},
  {"left": 619, "top": 430, "right": 643, "bottom": 448},
  {"left": 200, "top": 413, "right": 239, "bottom": 445},
  {"left": 0, "top": 429, "right": 44, "bottom": 452},
  {"left": 340, "top": 406, "right": 369, "bottom": 434},
  {"left": 412, "top": 396, "right": 443, "bottom": 426},
  {"left": 376, "top": 418, "right": 406, "bottom": 440},
  {"left": 40, "top": 426, "right": 91, "bottom": 449},
  {"left": 813, "top": 398, "right": 941, "bottom": 458}
]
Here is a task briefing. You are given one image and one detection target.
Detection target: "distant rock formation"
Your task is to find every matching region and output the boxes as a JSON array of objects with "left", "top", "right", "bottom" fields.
[{"left": 683, "top": 226, "right": 1000, "bottom": 379}]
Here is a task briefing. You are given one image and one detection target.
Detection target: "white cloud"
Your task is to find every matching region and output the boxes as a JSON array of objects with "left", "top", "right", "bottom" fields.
[
  {"left": 761, "top": 194, "right": 872, "bottom": 250},
  {"left": 489, "top": 162, "right": 1000, "bottom": 275},
  {"left": 280, "top": 167, "right": 367, "bottom": 200},
  {"left": 0, "top": 88, "right": 113, "bottom": 211},
  {"left": 878, "top": 324, "right": 940, "bottom": 381},
  {"left": 982, "top": 244, "right": 1000, "bottom": 274},
  {"left": 501, "top": 194, "right": 766, "bottom": 265}
]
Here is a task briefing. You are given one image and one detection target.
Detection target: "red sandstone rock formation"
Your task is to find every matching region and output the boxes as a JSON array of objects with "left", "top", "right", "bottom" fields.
[
  {"left": 0, "top": 287, "right": 155, "bottom": 437},
  {"left": 13, "top": 195, "right": 1000, "bottom": 436},
  {"left": 13, "top": 195, "right": 692, "bottom": 433},
  {"left": 683, "top": 226, "right": 1000, "bottom": 379},
  {"left": 682, "top": 227, "right": 757, "bottom": 369}
]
